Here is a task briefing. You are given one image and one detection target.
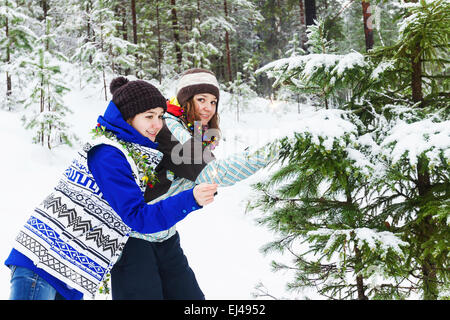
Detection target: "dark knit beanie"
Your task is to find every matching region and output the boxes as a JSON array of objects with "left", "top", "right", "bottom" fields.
[
  {"left": 110, "top": 77, "right": 167, "bottom": 121},
  {"left": 176, "top": 68, "right": 220, "bottom": 108}
]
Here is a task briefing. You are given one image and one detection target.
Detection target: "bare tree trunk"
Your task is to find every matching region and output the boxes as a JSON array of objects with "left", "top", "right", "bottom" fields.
[
  {"left": 170, "top": 0, "right": 182, "bottom": 68},
  {"left": 41, "top": 0, "right": 49, "bottom": 146},
  {"left": 298, "top": 0, "right": 307, "bottom": 50},
  {"left": 116, "top": 1, "right": 127, "bottom": 41},
  {"left": 411, "top": 45, "right": 423, "bottom": 104},
  {"left": 224, "top": 0, "right": 232, "bottom": 82},
  {"left": 43, "top": 7, "right": 52, "bottom": 149},
  {"left": 404, "top": 0, "right": 423, "bottom": 105},
  {"left": 47, "top": 80, "right": 51, "bottom": 150},
  {"left": 102, "top": 69, "right": 107, "bottom": 101},
  {"left": 118, "top": 1, "right": 128, "bottom": 75},
  {"left": 304, "top": 0, "right": 316, "bottom": 27},
  {"left": 5, "top": 0, "right": 12, "bottom": 105},
  {"left": 156, "top": 0, "right": 162, "bottom": 83},
  {"left": 361, "top": 1, "right": 374, "bottom": 51},
  {"left": 131, "top": 0, "right": 138, "bottom": 76},
  {"left": 86, "top": 0, "right": 93, "bottom": 65},
  {"left": 131, "top": 0, "right": 137, "bottom": 45},
  {"left": 100, "top": 19, "right": 108, "bottom": 101}
]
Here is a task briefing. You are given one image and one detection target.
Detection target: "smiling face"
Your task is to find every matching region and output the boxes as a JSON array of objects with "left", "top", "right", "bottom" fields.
[
  {"left": 193, "top": 93, "right": 217, "bottom": 126},
  {"left": 128, "top": 107, "right": 165, "bottom": 141}
]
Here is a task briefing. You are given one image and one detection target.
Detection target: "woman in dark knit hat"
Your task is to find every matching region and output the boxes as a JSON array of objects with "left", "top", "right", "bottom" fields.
[
  {"left": 113, "top": 68, "right": 276, "bottom": 299},
  {"left": 4, "top": 76, "right": 217, "bottom": 300}
]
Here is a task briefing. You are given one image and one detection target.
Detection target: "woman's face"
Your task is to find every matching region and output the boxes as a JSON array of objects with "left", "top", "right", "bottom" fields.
[
  {"left": 129, "top": 107, "right": 164, "bottom": 142},
  {"left": 193, "top": 93, "right": 217, "bottom": 126}
]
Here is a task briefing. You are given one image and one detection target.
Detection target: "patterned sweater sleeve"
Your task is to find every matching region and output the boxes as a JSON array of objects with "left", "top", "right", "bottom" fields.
[
  {"left": 194, "top": 149, "right": 271, "bottom": 186},
  {"left": 163, "top": 115, "right": 274, "bottom": 187}
]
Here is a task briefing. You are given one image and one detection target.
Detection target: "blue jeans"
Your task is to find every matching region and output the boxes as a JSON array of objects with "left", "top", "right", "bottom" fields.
[{"left": 9, "top": 266, "right": 65, "bottom": 300}]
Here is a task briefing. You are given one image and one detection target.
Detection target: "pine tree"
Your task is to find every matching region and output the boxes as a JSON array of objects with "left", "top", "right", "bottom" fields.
[
  {"left": 184, "top": 0, "right": 262, "bottom": 81},
  {"left": 338, "top": 0, "right": 400, "bottom": 54},
  {"left": 286, "top": 33, "right": 306, "bottom": 57},
  {"left": 361, "top": 0, "right": 374, "bottom": 51},
  {"left": 304, "top": 0, "right": 316, "bottom": 26},
  {"left": 257, "top": 19, "right": 369, "bottom": 109},
  {"left": 227, "top": 71, "right": 256, "bottom": 122},
  {"left": 182, "top": 18, "right": 220, "bottom": 70},
  {"left": 250, "top": 0, "right": 449, "bottom": 300},
  {"left": 0, "top": 0, "right": 36, "bottom": 110},
  {"left": 22, "top": 17, "right": 75, "bottom": 149},
  {"left": 71, "top": 0, "right": 136, "bottom": 100},
  {"left": 366, "top": 0, "right": 450, "bottom": 299},
  {"left": 170, "top": 0, "right": 182, "bottom": 70}
]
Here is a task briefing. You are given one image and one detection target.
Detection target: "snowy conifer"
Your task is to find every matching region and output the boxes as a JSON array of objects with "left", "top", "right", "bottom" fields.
[
  {"left": 0, "top": 0, "right": 36, "bottom": 110},
  {"left": 182, "top": 18, "right": 220, "bottom": 70},
  {"left": 250, "top": 0, "right": 449, "bottom": 300},
  {"left": 227, "top": 71, "right": 256, "bottom": 122},
  {"left": 71, "top": 0, "right": 136, "bottom": 100},
  {"left": 257, "top": 19, "right": 371, "bottom": 109},
  {"left": 21, "top": 17, "right": 75, "bottom": 149}
]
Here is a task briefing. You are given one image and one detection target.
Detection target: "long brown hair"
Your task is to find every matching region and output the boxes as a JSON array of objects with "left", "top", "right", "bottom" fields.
[{"left": 183, "top": 97, "right": 221, "bottom": 140}]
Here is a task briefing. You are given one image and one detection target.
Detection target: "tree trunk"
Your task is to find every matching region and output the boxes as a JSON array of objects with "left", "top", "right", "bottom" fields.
[
  {"left": 41, "top": 0, "right": 48, "bottom": 146},
  {"left": 102, "top": 69, "right": 107, "bottom": 101},
  {"left": 131, "top": 0, "right": 138, "bottom": 76},
  {"left": 361, "top": 1, "right": 374, "bottom": 51},
  {"left": 131, "top": 0, "right": 137, "bottom": 45},
  {"left": 117, "top": 1, "right": 128, "bottom": 75},
  {"left": 156, "top": 0, "right": 162, "bottom": 83},
  {"left": 354, "top": 245, "right": 368, "bottom": 300},
  {"left": 86, "top": 0, "right": 93, "bottom": 65},
  {"left": 405, "top": 0, "right": 423, "bottom": 105},
  {"left": 411, "top": 44, "right": 423, "bottom": 104},
  {"left": 409, "top": 0, "right": 434, "bottom": 296},
  {"left": 41, "top": 0, "right": 48, "bottom": 21},
  {"left": 116, "top": 1, "right": 127, "bottom": 41},
  {"left": 224, "top": 0, "right": 232, "bottom": 82},
  {"left": 5, "top": 0, "right": 12, "bottom": 103},
  {"left": 170, "top": 0, "right": 182, "bottom": 68},
  {"left": 304, "top": 0, "right": 316, "bottom": 26},
  {"left": 347, "top": 184, "right": 367, "bottom": 300},
  {"left": 99, "top": 19, "right": 107, "bottom": 101},
  {"left": 40, "top": 61, "right": 44, "bottom": 146},
  {"left": 298, "top": 0, "right": 307, "bottom": 50},
  {"left": 47, "top": 80, "right": 51, "bottom": 150},
  {"left": 416, "top": 156, "right": 438, "bottom": 300}
]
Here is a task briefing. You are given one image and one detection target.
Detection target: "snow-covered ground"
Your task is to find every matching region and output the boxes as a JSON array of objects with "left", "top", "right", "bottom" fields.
[{"left": 0, "top": 77, "right": 320, "bottom": 300}]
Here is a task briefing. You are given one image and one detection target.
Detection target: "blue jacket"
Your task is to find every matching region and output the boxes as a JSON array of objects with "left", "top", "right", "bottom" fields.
[
  {"left": 5, "top": 101, "right": 201, "bottom": 299},
  {"left": 90, "top": 101, "right": 201, "bottom": 234}
]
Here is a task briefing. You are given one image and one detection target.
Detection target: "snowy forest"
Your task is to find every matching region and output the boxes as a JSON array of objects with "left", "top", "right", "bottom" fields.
[{"left": 1, "top": 0, "right": 449, "bottom": 300}]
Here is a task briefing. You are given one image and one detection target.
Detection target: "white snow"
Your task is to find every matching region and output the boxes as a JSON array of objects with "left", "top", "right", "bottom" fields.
[
  {"left": 308, "top": 227, "right": 407, "bottom": 254},
  {"left": 275, "top": 108, "right": 358, "bottom": 152},
  {"left": 354, "top": 228, "right": 407, "bottom": 258},
  {"left": 380, "top": 117, "right": 450, "bottom": 167},
  {"left": 370, "top": 60, "right": 395, "bottom": 80}
]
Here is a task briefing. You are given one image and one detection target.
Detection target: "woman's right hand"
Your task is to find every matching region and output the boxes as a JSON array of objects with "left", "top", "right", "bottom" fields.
[{"left": 193, "top": 183, "right": 218, "bottom": 206}]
